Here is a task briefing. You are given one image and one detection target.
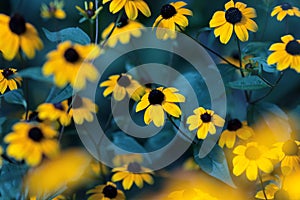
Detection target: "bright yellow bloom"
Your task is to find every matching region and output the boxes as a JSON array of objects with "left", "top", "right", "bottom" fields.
[
  {"left": 153, "top": 1, "right": 193, "bottom": 40},
  {"left": 218, "top": 119, "right": 253, "bottom": 148},
  {"left": 100, "top": 73, "right": 144, "bottom": 101},
  {"left": 69, "top": 96, "right": 98, "bottom": 124},
  {"left": 41, "top": 0, "right": 66, "bottom": 19},
  {"left": 270, "top": 139, "right": 300, "bottom": 175},
  {"left": 76, "top": 1, "right": 103, "bottom": 22},
  {"left": 4, "top": 122, "right": 59, "bottom": 166},
  {"left": 112, "top": 162, "right": 154, "bottom": 190},
  {"left": 87, "top": 182, "right": 125, "bottom": 200},
  {"left": 267, "top": 34, "right": 300, "bottom": 73},
  {"left": 136, "top": 87, "right": 185, "bottom": 127},
  {"left": 233, "top": 142, "right": 274, "bottom": 181},
  {"left": 103, "top": 0, "right": 151, "bottom": 20},
  {"left": 186, "top": 107, "right": 225, "bottom": 140},
  {"left": 209, "top": 0, "right": 258, "bottom": 44},
  {"left": 168, "top": 188, "right": 218, "bottom": 200},
  {"left": 255, "top": 183, "right": 283, "bottom": 200},
  {"left": 0, "top": 14, "right": 43, "bottom": 60},
  {"left": 43, "top": 41, "right": 101, "bottom": 90},
  {"left": 0, "top": 68, "right": 22, "bottom": 94},
  {"left": 37, "top": 100, "right": 72, "bottom": 126},
  {"left": 101, "top": 15, "right": 144, "bottom": 47},
  {"left": 271, "top": 3, "right": 300, "bottom": 21}
]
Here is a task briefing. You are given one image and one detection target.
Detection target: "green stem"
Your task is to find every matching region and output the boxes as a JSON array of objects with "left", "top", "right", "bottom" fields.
[{"left": 258, "top": 171, "right": 268, "bottom": 200}]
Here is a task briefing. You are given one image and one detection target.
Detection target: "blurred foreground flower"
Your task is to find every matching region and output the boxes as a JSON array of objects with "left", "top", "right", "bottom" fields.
[
  {"left": 25, "top": 149, "right": 91, "bottom": 197},
  {"left": 103, "top": 0, "right": 151, "bottom": 20},
  {"left": 43, "top": 41, "right": 101, "bottom": 90},
  {"left": 0, "top": 68, "right": 22, "bottom": 94},
  {"left": 271, "top": 3, "right": 300, "bottom": 21},
  {"left": 0, "top": 13, "right": 43, "bottom": 60},
  {"left": 41, "top": 0, "right": 66, "bottom": 20},
  {"left": 4, "top": 122, "right": 59, "bottom": 166},
  {"left": 209, "top": 0, "right": 258, "bottom": 44},
  {"left": 136, "top": 87, "right": 185, "bottom": 127},
  {"left": 113, "top": 153, "right": 143, "bottom": 167},
  {"left": 76, "top": 1, "right": 102, "bottom": 23},
  {"left": 153, "top": 1, "right": 192, "bottom": 40},
  {"left": 187, "top": 107, "right": 225, "bottom": 140},
  {"left": 168, "top": 189, "right": 218, "bottom": 200},
  {"left": 267, "top": 34, "right": 300, "bottom": 73},
  {"left": 101, "top": 14, "right": 144, "bottom": 47},
  {"left": 69, "top": 96, "right": 98, "bottom": 124},
  {"left": 87, "top": 182, "right": 125, "bottom": 200}
]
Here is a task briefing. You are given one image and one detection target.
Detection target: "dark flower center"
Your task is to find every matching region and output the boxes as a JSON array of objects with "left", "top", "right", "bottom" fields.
[
  {"left": 9, "top": 13, "right": 26, "bottom": 35},
  {"left": 54, "top": 102, "right": 64, "bottom": 111},
  {"left": 2, "top": 68, "right": 14, "bottom": 78},
  {"left": 227, "top": 119, "right": 242, "bottom": 131},
  {"left": 285, "top": 40, "right": 300, "bottom": 56},
  {"left": 64, "top": 47, "right": 80, "bottom": 63},
  {"left": 161, "top": 4, "right": 177, "bottom": 19},
  {"left": 116, "top": 15, "right": 129, "bottom": 28},
  {"left": 117, "top": 75, "right": 131, "bottom": 87},
  {"left": 245, "top": 63, "right": 253, "bottom": 69},
  {"left": 282, "top": 140, "right": 299, "bottom": 156},
  {"left": 127, "top": 162, "right": 142, "bottom": 173},
  {"left": 102, "top": 185, "right": 118, "bottom": 199},
  {"left": 232, "top": 52, "right": 240, "bottom": 60},
  {"left": 200, "top": 113, "right": 212, "bottom": 123},
  {"left": 281, "top": 3, "right": 292, "bottom": 10},
  {"left": 225, "top": 8, "right": 242, "bottom": 24},
  {"left": 148, "top": 89, "right": 165, "bottom": 105},
  {"left": 28, "top": 111, "right": 43, "bottom": 122},
  {"left": 73, "top": 96, "right": 83, "bottom": 109},
  {"left": 86, "top": 9, "right": 95, "bottom": 18},
  {"left": 274, "top": 189, "right": 289, "bottom": 200},
  {"left": 28, "top": 127, "right": 44, "bottom": 142}
]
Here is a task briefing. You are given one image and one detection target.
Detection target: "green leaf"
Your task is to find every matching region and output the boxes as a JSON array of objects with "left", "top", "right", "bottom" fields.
[
  {"left": 250, "top": 57, "right": 277, "bottom": 73},
  {"left": 228, "top": 76, "right": 271, "bottom": 90},
  {"left": 242, "top": 42, "right": 271, "bottom": 56},
  {"left": 113, "top": 132, "right": 147, "bottom": 154},
  {"left": 194, "top": 144, "right": 236, "bottom": 187},
  {"left": 42, "top": 27, "right": 91, "bottom": 45},
  {"left": 1, "top": 89, "right": 27, "bottom": 108},
  {"left": 17, "top": 67, "right": 53, "bottom": 83},
  {"left": 0, "top": 117, "right": 6, "bottom": 133},
  {"left": 48, "top": 85, "right": 73, "bottom": 103}
]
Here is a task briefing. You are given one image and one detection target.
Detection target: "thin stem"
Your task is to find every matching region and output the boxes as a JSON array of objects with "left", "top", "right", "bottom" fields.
[
  {"left": 258, "top": 170, "right": 268, "bottom": 200},
  {"left": 167, "top": 115, "right": 197, "bottom": 145},
  {"left": 256, "top": 74, "right": 274, "bottom": 87},
  {"left": 19, "top": 51, "right": 30, "bottom": 120},
  {"left": 90, "top": 21, "right": 95, "bottom": 43},
  {"left": 94, "top": 0, "right": 99, "bottom": 44},
  {"left": 58, "top": 99, "right": 73, "bottom": 142}
]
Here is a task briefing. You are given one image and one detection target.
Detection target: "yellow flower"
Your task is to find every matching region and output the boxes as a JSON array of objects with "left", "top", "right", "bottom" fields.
[
  {"left": 37, "top": 100, "right": 72, "bottom": 126},
  {"left": 270, "top": 139, "right": 300, "bottom": 175},
  {"left": 100, "top": 73, "right": 144, "bottom": 101},
  {"left": 90, "top": 159, "right": 110, "bottom": 176},
  {"left": 255, "top": 183, "right": 281, "bottom": 200},
  {"left": 136, "top": 87, "right": 185, "bottom": 127},
  {"left": 112, "top": 162, "right": 154, "bottom": 190},
  {"left": 153, "top": 1, "right": 193, "bottom": 40},
  {"left": 232, "top": 142, "right": 274, "bottom": 181},
  {"left": 0, "top": 14, "right": 43, "bottom": 60},
  {"left": 25, "top": 149, "right": 91, "bottom": 197},
  {"left": 218, "top": 119, "right": 253, "bottom": 148},
  {"left": 41, "top": 0, "right": 66, "bottom": 20},
  {"left": 186, "top": 107, "right": 225, "bottom": 140},
  {"left": 69, "top": 96, "right": 98, "bottom": 124},
  {"left": 101, "top": 15, "right": 144, "bottom": 47},
  {"left": 87, "top": 182, "right": 125, "bottom": 200},
  {"left": 0, "top": 68, "right": 22, "bottom": 94},
  {"left": 168, "top": 188, "right": 218, "bottom": 200},
  {"left": 30, "top": 195, "right": 66, "bottom": 200},
  {"left": 267, "top": 34, "right": 300, "bottom": 73},
  {"left": 42, "top": 41, "right": 101, "bottom": 90},
  {"left": 103, "top": 0, "right": 151, "bottom": 20},
  {"left": 271, "top": 3, "right": 300, "bottom": 21},
  {"left": 182, "top": 157, "right": 200, "bottom": 171},
  {"left": 76, "top": 1, "right": 103, "bottom": 22},
  {"left": 4, "top": 122, "right": 59, "bottom": 166},
  {"left": 209, "top": 0, "right": 258, "bottom": 44}
]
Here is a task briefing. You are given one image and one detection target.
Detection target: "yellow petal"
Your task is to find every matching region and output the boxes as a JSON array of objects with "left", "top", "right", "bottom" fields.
[
  {"left": 209, "top": 11, "right": 226, "bottom": 28},
  {"left": 134, "top": 0, "right": 151, "bottom": 17},
  {"left": 246, "top": 163, "right": 258, "bottom": 181},
  {"left": 220, "top": 22, "right": 233, "bottom": 44},
  {"left": 234, "top": 24, "right": 249, "bottom": 42},
  {"left": 225, "top": 0, "right": 234, "bottom": 10},
  {"left": 150, "top": 105, "right": 165, "bottom": 127},
  {"left": 162, "top": 102, "right": 181, "bottom": 118},
  {"left": 125, "top": 1, "right": 138, "bottom": 20},
  {"left": 113, "top": 85, "right": 126, "bottom": 101}
]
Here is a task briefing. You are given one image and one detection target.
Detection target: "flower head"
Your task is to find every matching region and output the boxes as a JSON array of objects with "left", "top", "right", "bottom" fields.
[
  {"left": 101, "top": 14, "right": 144, "bottom": 47},
  {"left": 37, "top": 100, "right": 72, "bottom": 126},
  {"left": 255, "top": 183, "right": 286, "bottom": 200},
  {"left": 187, "top": 107, "right": 225, "bottom": 140},
  {"left": 41, "top": 0, "right": 66, "bottom": 20},
  {"left": 209, "top": 0, "right": 258, "bottom": 44},
  {"left": 153, "top": 1, "right": 193, "bottom": 40},
  {"left": 87, "top": 182, "right": 125, "bottom": 200},
  {"left": 100, "top": 73, "right": 144, "bottom": 101},
  {"left": 0, "top": 13, "right": 43, "bottom": 60},
  {"left": 233, "top": 142, "right": 274, "bottom": 181},
  {"left": 112, "top": 162, "right": 154, "bottom": 190},
  {"left": 267, "top": 34, "right": 300, "bottom": 73},
  {"left": 271, "top": 3, "right": 300, "bottom": 21},
  {"left": 42, "top": 41, "right": 101, "bottom": 89},
  {"left": 218, "top": 119, "right": 253, "bottom": 148},
  {"left": 69, "top": 96, "right": 98, "bottom": 124},
  {"left": 103, "top": 0, "right": 151, "bottom": 20},
  {"left": 4, "top": 122, "right": 59, "bottom": 166},
  {"left": 136, "top": 87, "right": 185, "bottom": 127},
  {"left": 76, "top": 1, "right": 102, "bottom": 23},
  {"left": 0, "top": 68, "right": 22, "bottom": 94}
]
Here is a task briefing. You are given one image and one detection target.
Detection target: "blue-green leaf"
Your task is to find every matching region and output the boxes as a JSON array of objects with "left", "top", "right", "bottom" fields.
[
  {"left": 2, "top": 89, "right": 27, "bottom": 108},
  {"left": 113, "top": 132, "right": 146, "bottom": 154},
  {"left": 228, "top": 76, "right": 271, "bottom": 90},
  {"left": 42, "top": 27, "right": 91, "bottom": 44},
  {"left": 48, "top": 85, "right": 73, "bottom": 103},
  {"left": 17, "top": 67, "right": 53, "bottom": 83}
]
